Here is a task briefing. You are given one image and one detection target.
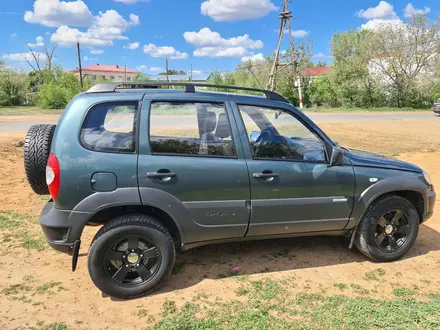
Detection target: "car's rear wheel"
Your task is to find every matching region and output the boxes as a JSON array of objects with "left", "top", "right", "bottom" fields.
[
  {"left": 88, "top": 214, "right": 175, "bottom": 299},
  {"left": 355, "top": 195, "right": 419, "bottom": 262}
]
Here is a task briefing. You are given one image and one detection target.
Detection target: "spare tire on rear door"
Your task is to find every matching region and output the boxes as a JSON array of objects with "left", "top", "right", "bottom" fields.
[{"left": 24, "top": 124, "right": 56, "bottom": 195}]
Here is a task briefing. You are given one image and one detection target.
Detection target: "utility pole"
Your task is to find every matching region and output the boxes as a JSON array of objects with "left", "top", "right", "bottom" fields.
[
  {"left": 165, "top": 59, "right": 170, "bottom": 82},
  {"left": 267, "top": 0, "right": 298, "bottom": 106},
  {"left": 190, "top": 64, "right": 193, "bottom": 82},
  {"left": 77, "top": 42, "right": 83, "bottom": 90}
]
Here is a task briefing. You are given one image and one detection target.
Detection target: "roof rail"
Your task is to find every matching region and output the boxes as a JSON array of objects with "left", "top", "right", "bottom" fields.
[{"left": 86, "top": 82, "right": 289, "bottom": 103}]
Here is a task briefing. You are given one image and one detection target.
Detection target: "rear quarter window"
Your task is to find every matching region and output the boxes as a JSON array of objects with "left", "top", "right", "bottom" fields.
[{"left": 80, "top": 101, "right": 138, "bottom": 153}]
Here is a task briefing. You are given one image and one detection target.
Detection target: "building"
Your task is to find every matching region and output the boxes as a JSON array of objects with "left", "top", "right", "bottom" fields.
[
  {"left": 70, "top": 64, "right": 139, "bottom": 82},
  {"left": 300, "top": 66, "right": 333, "bottom": 80}
]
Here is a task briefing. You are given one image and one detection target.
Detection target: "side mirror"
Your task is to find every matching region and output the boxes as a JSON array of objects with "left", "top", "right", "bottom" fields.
[
  {"left": 250, "top": 131, "right": 261, "bottom": 143},
  {"left": 329, "top": 146, "right": 344, "bottom": 166}
]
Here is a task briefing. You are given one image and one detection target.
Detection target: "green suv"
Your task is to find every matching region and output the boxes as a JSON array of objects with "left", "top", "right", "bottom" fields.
[{"left": 24, "top": 83, "right": 436, "bottom": 299}]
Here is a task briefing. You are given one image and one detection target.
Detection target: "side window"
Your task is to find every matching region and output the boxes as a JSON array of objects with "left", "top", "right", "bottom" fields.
[
  {"left": 80, "top": 102, "right": 137, "bottom": 153},
  {"left": 239, "top": 105, "right": 326, "bottom": 162},
  {"left": 149, "top": 102, "right": 236, "bottom": 157}
]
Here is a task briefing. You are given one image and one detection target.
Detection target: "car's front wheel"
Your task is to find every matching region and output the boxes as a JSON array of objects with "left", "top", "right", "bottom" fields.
[
  {"left": 355, "top": 195, "right": 419, "bottom": 262},
  {"left": 88, "top": 214, "right": 175, "bottom": 299}
]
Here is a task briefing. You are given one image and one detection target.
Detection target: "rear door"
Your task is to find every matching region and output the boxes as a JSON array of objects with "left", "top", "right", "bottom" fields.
[{"left": 138, "top": 94, "right": 250, "bottom": 244}]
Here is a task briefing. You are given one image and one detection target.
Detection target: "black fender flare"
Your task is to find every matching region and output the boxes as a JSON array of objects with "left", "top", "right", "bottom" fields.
[
  {"left": 68, "top": 188, "right": 187, "bottom": 244},
  {"left": 346, "top": 174, "right": 427, "bottom": 230}
]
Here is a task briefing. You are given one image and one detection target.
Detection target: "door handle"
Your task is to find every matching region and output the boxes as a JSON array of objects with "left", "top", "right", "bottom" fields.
[
  {"left": 146, "top": 172, "right": 177, "bottom": 179},
  {"left": 253, "top": 172, "right": 279, "bottom": 179}
]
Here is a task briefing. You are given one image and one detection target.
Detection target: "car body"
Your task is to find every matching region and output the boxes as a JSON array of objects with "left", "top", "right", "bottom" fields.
[
  {"left": 433, "top": 100, "right": 440, "bottom": 115},
  {"left": 27, "top": 82, "right": 435, "bottom": 298}
]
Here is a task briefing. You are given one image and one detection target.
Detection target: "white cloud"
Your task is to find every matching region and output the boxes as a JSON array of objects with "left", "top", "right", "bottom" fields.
[
  {"left": 184, "top": 28, "right": 263, "bottom": 49},
  {"left": 3, "top": 52, "right": 48, "bottom": 62},
  {"left": 11, "top": 33, "right": 17, "bottom": 37},
  {"left": 114, "top": 0, "right": 150, "bottom": 4},
  {"left": 194, "top": 46, "right": 248, "bottom": 58},
  {"left": 24, "top": 0, "right": 94, "bottom": 27},
  {"left": 357, "top": 1, "right": 403, "bottom": 30},
  {"left": 90, "top": 49, "right": 104, "bottom": 54},
  {"left": 291, "top": 30, "right": 308, "bottom": 38},
  {"left": 51, "top": 26, "right": 113, "bottom": 47},
  {"left": 357, "top": 1, "right": 398, "bottom": 20},
  {"left": 83, "top": 55, "right": 98, "bottom": 61},
  {"left": 143, "top": 44, "right": 189, "bottom": 60},
  {"left": 241, "top": 53, "right": 265, "bottom": 62},
  {"left": 27, "top": 36, "right": 44, "bottom": 48},
  {"left": 50, "top": 9, "right": 138, "bottom": 47},
  {"left": 404, "top": 3, "right": 431, "bottom": 18},
  {"left": 313, "top": 53, "right": 330, "bottom": 58},
  {"left": 190, "top": 70, "right": 204, "bottom": 75},
  {"left": 124, "top": 42, "right": 140, "bottom": 50},
  {"left": 150, "top": 67, "right": 163, "bottom": 72},
  {"left": 137, "top": 65, "right": 148, "bottom": 71},
  {"left": 184, "top": 28, "right": 263, "bottom": 59},
  {"left": 201, "top": 0, "right": 277, "bottom": 22},
  {"left": 361, "top": 18, "right": 402, "bottom": 30}
]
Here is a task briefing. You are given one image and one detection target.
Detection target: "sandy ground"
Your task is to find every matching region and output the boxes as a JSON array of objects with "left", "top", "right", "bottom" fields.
[{"left": 0, "top": 116, "right": 439, "bottom": 329}]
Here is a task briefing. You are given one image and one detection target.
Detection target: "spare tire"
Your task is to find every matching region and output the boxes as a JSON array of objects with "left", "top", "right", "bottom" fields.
[{"left": 24, "top": 124, "right": 56, "bottom": 195}]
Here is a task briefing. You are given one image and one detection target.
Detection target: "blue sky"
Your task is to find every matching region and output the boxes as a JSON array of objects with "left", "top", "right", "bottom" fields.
[{"left": 0, "top": 0, "right": 438, "bottom": 75}]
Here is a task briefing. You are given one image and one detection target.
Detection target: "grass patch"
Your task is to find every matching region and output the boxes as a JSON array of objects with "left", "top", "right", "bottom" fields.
[
  {"left": 393, "top": 287, "right": 415, "bottom": 297},
  {"left": 350, "top": 283, "right": 369, "bottom": 295},
  {"left": 334, "top": 283, "right": 347, "bottom": 291},
  {"left": 35, "top": 281, "right": 62, "bottom": 295},
  {"left": 2, "top": 283, "right": 32, "bottom": 295},
  {"left": 152, "top": 282, "right": 440, "bottom": 330},
  {"left": 30, "top": 322, "right": 68, "bottom": 330},
  {"left": 364, "top": 268, "right": 386, "bottom": 281},
  {"left": 0, "top": 106, "right": 64, "bottom": 116},
  {"left": 171, "top": 262, "right": 185, "bottom": 275},
  {"left": 0, "top": 211, "right": 46, "bottom": 251},
  {"left": 162, "top": 300, "right": 177, "bottom": 316}
]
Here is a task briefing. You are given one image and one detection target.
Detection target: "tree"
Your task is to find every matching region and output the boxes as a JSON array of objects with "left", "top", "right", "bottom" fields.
[
  {"left": 134, "top": 73, "right": 152, "bottom": 82},
  {"left": 364, "top": 14, "right": 440, "bottom": 107},
  {"left": 159, "top": 69, "right": 186, "bottom": 75}
]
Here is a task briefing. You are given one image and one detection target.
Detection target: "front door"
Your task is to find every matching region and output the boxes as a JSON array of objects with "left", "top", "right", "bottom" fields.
[
  {"left": 138, "top": 97, "right": 250, "bottom": 244},
  {"left": 234, "top": 103, "right": 355, "bottom": 237}
]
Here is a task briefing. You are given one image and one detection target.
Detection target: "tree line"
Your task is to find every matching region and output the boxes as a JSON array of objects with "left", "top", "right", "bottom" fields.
[{"left": 1, "top": 14, "right": 439, "bottom": 110}]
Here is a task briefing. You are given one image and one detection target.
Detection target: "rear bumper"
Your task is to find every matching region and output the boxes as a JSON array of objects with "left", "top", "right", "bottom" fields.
[{"left": 40, "top": 201, "right": 88, "bottom": 255}]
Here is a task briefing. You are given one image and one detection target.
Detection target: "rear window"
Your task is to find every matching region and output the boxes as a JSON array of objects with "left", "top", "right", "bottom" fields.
[{"left": 80, "top": 101, "right": 138, "bottom": 153}]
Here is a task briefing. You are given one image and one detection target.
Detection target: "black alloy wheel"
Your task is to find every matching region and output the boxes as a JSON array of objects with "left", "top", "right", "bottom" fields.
[{"left": 104, "top": 235, "right": 161, "bottom": 286}]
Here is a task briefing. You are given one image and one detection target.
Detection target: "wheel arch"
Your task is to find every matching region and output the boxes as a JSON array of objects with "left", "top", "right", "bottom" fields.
[
  {"left": 348, "top": 176, "right": 427, "bottom": 229},
  {"left": 85, "top": 204, "right": 185, "bottom": 245}
]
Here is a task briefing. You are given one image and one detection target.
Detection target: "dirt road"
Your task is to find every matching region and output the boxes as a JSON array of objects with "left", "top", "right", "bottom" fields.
[{"left": 0, "top": 115, "right": 439, "bottom": 329}]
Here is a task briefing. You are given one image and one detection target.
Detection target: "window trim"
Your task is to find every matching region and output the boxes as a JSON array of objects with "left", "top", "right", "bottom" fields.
[
  {"left": 79, "top": 100, "right": 140, "bottom": 154},
  {"left": 148, "top": 100, "right": 238, "bottom": 159},
  {"left": 237, "top": 103, "right": 329, "bottom": 164}
]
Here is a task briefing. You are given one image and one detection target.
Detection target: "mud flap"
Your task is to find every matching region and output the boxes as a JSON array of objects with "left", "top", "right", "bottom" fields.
[
  {"left": 348, "top": 226, "right": 358, "bottom": 249},
  {"left": 71, "top": 240, "right": 81, "bottom": 272}
]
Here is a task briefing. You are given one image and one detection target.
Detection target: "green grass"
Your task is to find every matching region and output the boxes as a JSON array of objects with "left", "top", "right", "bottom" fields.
[
  {"left": 334, "top": 283, "right": 347, "bottom": 291},
  {"left": 35, "top": 281, "right": 62, "bottom": 295},
  {"left": 30, "top": 322, "right": 68, "bottom": 330},
  {"left": 0, "top": 106, "right": 64, "bottom": 116},
  {"left": 2, "top": 283, "right": 32, "bottom": 295},
  {"left": 0, "top": 211, "right": 46, "bottom": 251},
  {"left": 152, "top": 278, "right": 440, "bottom": 330},
  {"left": 364, "top": 268, "right": 386, "bottom": 281},
  {"left": 303, "top": 107, "right": 430, "bottom": 113}
]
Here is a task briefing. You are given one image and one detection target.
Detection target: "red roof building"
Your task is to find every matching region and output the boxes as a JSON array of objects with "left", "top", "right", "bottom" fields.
[
  {"left": 300, "top": 66, "right": 332, "bottom": 78},
  {"left": 69, "top": 64, "right": 139, "bottom": 82}
]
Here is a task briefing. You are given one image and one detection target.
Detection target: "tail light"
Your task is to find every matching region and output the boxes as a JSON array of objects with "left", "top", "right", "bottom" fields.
[{"left": 46, "top": 153, "right": 60, "bottom": 200}]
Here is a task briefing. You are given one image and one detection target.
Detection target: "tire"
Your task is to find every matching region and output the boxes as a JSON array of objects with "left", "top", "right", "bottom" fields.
[
  {"left": 24, "top": 124, "right": 56, "bottom": 195},
  {"left": 88, "top": 214, "right": 175, "bottom": 299},
  {"left": 355, "top": 195, "right": 419, "bottom": 262}
]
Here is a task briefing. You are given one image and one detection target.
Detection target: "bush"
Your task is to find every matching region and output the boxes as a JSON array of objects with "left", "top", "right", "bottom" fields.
[
  {"left": 0, "top": 71, "right": 27, "bottom": 106},
  {"left": 37, "top": 83, "right": 69, "bottom": 109}
]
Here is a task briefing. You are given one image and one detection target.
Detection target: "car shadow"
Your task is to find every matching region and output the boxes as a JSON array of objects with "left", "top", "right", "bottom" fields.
[{"left": 104, "top": 223, "right": 440, "bottom": 300}]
